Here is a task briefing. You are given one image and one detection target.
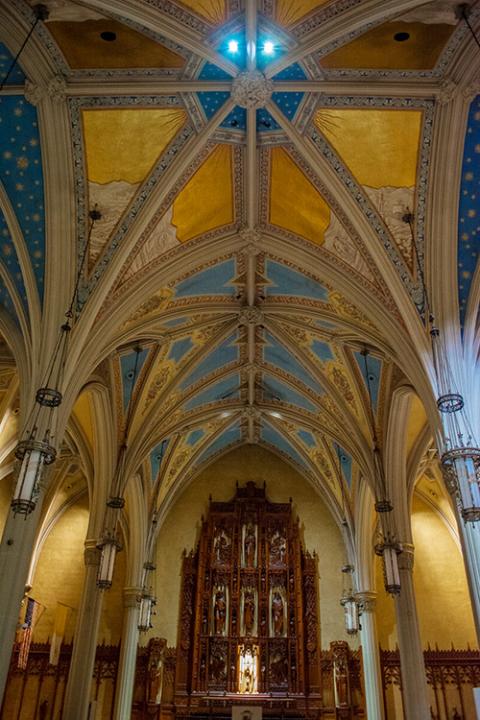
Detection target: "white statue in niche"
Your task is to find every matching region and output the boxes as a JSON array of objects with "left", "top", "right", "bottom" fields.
[{"left": 238, "top": 645, "right": 258, "bottom": 694}]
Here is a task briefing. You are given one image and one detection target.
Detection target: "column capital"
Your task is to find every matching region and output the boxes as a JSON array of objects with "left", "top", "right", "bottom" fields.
[
  {"left": 123, "top": 586, "right": 142, "bottom": 608},
  {"left": 355, "top": 591, "right": 377, "bottom": 613},
  {"left": 84, "top": 539, "right": 100, "bottom": 567},
  {"left": 398, "top": 543, "right": 415, "bottom": 571}
]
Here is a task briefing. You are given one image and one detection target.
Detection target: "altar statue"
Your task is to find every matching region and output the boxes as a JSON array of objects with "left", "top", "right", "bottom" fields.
[
  {"left": 213, "top": 589, "right": 227, "bottom": 635},
  {"left": 271, "top": 591, "right": 284, "bottom": 636}
]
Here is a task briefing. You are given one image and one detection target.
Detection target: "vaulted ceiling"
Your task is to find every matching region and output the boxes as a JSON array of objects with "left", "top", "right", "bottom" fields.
[{"left": 0, "top": 0, "right": 479, "bottom": 533}]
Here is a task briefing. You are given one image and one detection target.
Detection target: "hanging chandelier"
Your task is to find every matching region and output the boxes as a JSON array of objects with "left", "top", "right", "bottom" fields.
[
  {"left": 402, "top": 209, "right": 480, "bottom": 522},
  {"left": 431, "top": 324, "right": 480, "bottom": 522},
  {"left": 96, "top": 344, "right": 143, "bottom": 589},
  {"left": 96, "top": 528, "right": 122, "bottom": 590},
  {"left": 340, "top": 565, "right": 359, "bottom": 635},
  {"left": 138, "top": 588, "right": 157, "bottom": 632},
  {"left": 361, "top": 348, "right": 402, "bottom": 595},
  {"left": 11, "top": 208, "right": 101, "bottom": 515},
  {"left": 374, "top": 530, "right": 402, "bottom": 595}
]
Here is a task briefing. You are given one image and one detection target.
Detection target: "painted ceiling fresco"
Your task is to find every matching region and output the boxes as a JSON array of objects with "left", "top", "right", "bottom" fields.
[
  {"left": 0, "top": 0, "right": 474, "bottom": 522},
  {"left": 458, "top": 95, "right": 480, "bottom": 331},
  {"left": 0, "top": 79, "right": 44, "bottom": 322}
]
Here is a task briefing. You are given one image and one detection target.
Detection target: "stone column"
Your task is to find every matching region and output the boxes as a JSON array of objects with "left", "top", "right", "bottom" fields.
[
  {"left": 0, "top": 499, "right": 44, "bottom": 703},
  {"left": 63, "top": 540, "right": 104, "bottom": 720},
  {"left": 455, "top": 508, "right": 480, "bottom": 644},
  {"left": 393, "top": 545, "right": 430, "bottom": 720},
  {"left": 113, "top": 587, "right": 141, "bottom": 720},
  {"left": 356, "top": 591, "right": 385, "bottom": 720}
]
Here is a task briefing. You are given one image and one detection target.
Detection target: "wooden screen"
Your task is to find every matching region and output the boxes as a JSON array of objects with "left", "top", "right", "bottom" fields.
[{"left": 174, "top": 482, "right": 321, "bottom": 715}]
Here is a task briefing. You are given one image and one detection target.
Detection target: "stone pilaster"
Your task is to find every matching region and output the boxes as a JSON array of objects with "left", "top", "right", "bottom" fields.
[
  {"left": 113, "top": 587, "right": 141, "bottom": 720},
  {"left": 355, "top": 591, "right": 385, "bottom": 720},
  {"left": 394, "top": 545, "right": 430, "bottom": 720},
  {"left": 62, "top": 541, "right": 104, "bottom": 720},
  {"left": 0, "top": 498, "right": 44, "bottom": 703}
]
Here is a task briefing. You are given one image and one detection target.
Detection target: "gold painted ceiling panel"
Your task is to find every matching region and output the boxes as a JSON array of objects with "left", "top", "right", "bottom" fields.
[
  {"left": 176, "top": 0, "right": 226, "bottom": 24},
  {"left": 269, "top": 147, "right": 331, "bottom": 244},
  {"left": 321, "top": 21, "right": 454, "bottom": 70},
  {"left": 82, "top": 108, "right": 187, "bottom": 184},
  {"left": 47, "top": 19, "right": 185, "bottom": 69},
  {"left": 172, "top": 145, "right": 234, "bottom": 242},
  {"left": 275, "top": 0, "right": 331, "bottom": 26},
  {"left": 314, "top": 108, "right": 422, "bottom": 189}
]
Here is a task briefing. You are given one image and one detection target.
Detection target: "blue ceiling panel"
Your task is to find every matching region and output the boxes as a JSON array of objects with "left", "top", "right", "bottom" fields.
[
  {"left": 185, "top": 373, "right": 241, "bottom": 410},
  {"left": 120, "top": 347, "right": 149, "bottom": 411},
  {"left": 180, "top": 333, "right": 239, "bottom": 390},
  {"left": 198, "top": 62, "right": 233, "bottom": 80},
  {"left": 168, "top": 336, "right": 195, "bottom": 363},
  {"left": 261, "top": 419, "right": 308, "bottom": 469},
  {"left": 264, "top": 259, "right": 329, "bottom": 301},
  {"left": 198, "top": 421, "right": 242, "bottom": 462},
  {"left": 264, "top": 330, "right": 324, "bottom": 395},
  {"left": 334, "top": 442, "right": 353, "bottom": 488},
  {"left": 175, "top": 258, "right": 236, "bottom": 298},
  {"left": 0, "top": 43, "right": 25, "bottom": 85},
  {"left": 197, "top": 91, "right": 231, "bottom": 120},
  {"left": 354, "top": 351, "right": 381, "bottom": 412},
  {"left": 273, "top": 62, "right": 307, "bottom": 80},
  {"left": 0, "top": 95, "right": 45, "bottom": 304},
  {"left": 458, "top": 95, "right": 480, "bottom": 327},
  {"left": 297, "top": 429, "right": 316, "bottom": 448},
  {"left": 261, "top": 373, "right": 317, "bottom": 413},
  {"left": 150, "top": 438, "right": 169, "bottom": 481},
  {"left": 0, "top": 210, "right": 27, "bottom": 310},
  {"left": 221, "top": 105, "right": 246, "bottom": 130},
  {"left": 272, "top": 91, "right": 304, "bottom": 121}
]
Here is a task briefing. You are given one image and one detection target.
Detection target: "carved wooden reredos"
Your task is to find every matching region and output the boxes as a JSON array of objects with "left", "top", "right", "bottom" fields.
[{"left": 174, "top": 482, "right": 321, "bottom": 710}]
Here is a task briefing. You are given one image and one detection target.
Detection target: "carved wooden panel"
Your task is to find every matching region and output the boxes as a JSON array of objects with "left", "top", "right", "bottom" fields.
[{"left": 173, "top": 482, "right": 322, "bottom": 709}]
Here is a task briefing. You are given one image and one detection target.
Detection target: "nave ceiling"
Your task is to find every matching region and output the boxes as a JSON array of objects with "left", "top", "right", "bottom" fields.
[{"left": 0, "top": 0, "right": 479, "bottom": 544}]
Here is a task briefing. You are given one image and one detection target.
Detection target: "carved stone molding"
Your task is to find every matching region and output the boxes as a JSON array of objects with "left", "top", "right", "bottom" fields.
[
  {"left": 238, "top": 306, "right": 264, "bottom": 326},
  {"left": 437, "top": 79, "right": 458, "bottom": 106},
  {"left": 355, "top": 591, "right": 377, "bottom": 614},
  {"left": 24, "top": 79, "right": 46, "bottom": 107},
  {"left": 123, "top": 586, "right": 142, "bottom": 608},
  {"left": 462, "top": 80, "right": 480, "bottom": 102},
  {"left": 398, "top": 543, "right": 415, "bottom": 572},
  {"left": 84, "top": 542, "right": 101, "bottom": 567},
  {"left": 232, "top": 70, "right": 273, "bottom": 109},
  {"left": 241, "top": 405, "right": 260, "bottom": 421},
  {"left": 47, "top": 75, "right": 67, "bottom": 103},
  {"left": 239, "top": 228, "right": 263, "bottom": 248}
]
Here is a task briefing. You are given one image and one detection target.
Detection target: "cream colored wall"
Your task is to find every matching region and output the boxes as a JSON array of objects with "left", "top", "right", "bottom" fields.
[
  {"left": 411, "top": 494, "right": 476, "bottom": 648},
  {"left": 375, "top": 554, "right": 397, "bottom": 649},
  {"left": 30, "top": 495, "right": 90, "bottom": 642},
  {"left": 0, "top": 474, "right": 13, "bottom": 536},
  {"left": 29, "top": 495, "right": 125, "bottom": 644},
  {"left": 375, "top": 493, "right": 477, "bottom": 649},
  {"left": 151, "top": 445, "right": 354, "bottom": 650}
]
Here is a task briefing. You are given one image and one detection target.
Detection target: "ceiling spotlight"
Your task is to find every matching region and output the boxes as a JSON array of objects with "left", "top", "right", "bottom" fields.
[
  {"left": 263, "top": 40, "right": 275, "bottom": 55},
  {"left": 269, "top": 410, "right": 282, "bottom": 419},
  {"left": 228, "top": 39, "right": 239, "bottom": 53}
]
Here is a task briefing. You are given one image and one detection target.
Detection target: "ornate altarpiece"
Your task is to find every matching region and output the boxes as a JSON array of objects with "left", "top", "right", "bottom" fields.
[{"left": 174, "top": 483, "right": 322, "bottom": 716}]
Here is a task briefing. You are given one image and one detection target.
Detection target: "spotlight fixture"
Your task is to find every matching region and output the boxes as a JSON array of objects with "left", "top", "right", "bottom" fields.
[
  {"left": 228, "top": 39, "right": 239, "bottom": 53},
  {"left": 263, "top": 40, "right": 275, "bottom": 55}
]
